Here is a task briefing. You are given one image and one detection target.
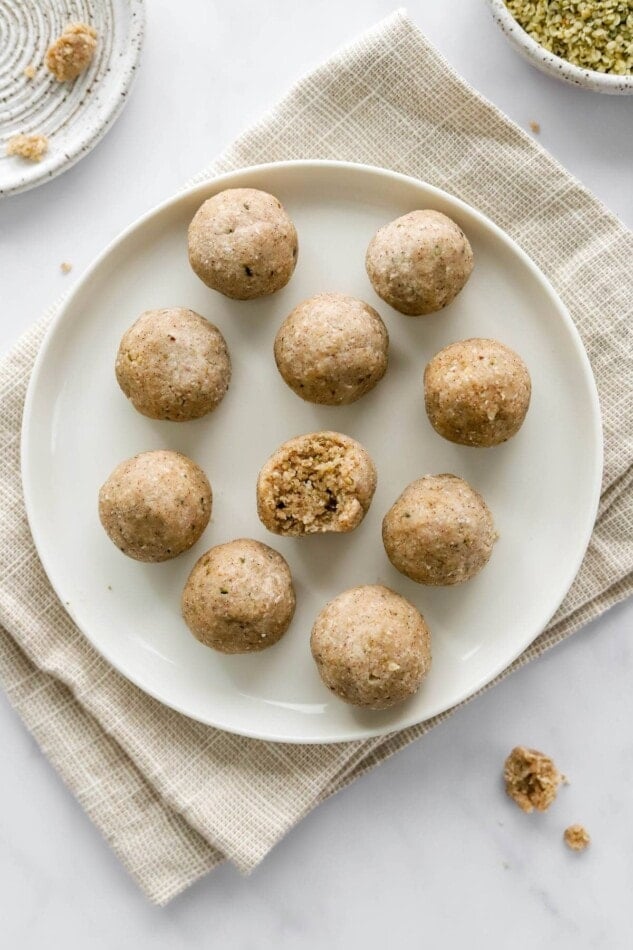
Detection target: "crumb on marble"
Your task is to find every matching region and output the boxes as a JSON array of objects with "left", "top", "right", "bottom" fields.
[
  {"left": 60, "top": 261, "right": 73, "bottom": 274},
  {"left": 503, "top": 746, "right": 562, "bottom": 813},
  {"left": 6, "top": 133, "right": 49, "bottom": 162},
  {"left": 529, "top": 120, "right": 541, "bottom": 134},
  {"left": 564, "top": 824, "right": 590, "bottom": 851},
  {"left": 46, "top": 22, "right": 98, "bottom": 82},
  {"left": 23, "top": 64, "right": 36, "bottom": 80}
]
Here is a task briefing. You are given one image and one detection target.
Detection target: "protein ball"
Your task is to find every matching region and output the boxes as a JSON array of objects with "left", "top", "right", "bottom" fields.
[
  {"left": 188, "top": 188, "right": 298, "bottom": 299},
  {"left": 366, "top": 210, "right": 474, "bottom": 316},
  {"left": 274, "top": 293, "right": 389, "bottom": 405},
  {"left": 311, "top": 585, "right": 431, "bottom": 709},
  {"left": 424, "top": 338, "right": 531, "bottom": 446},
  {"left": 182, "top": 539, "right": 295, "bottom": 653},
  {"left": 98, "top": 450, "right": 211, "bottom": 562},
  {"left": 115, "top": 308, "right": 231, "bottom": 421},
  {"left": 257, "top": 431, "right": 377, "bottom": 537},
  {"left": 382, "top": 474, "right": 496, "bottom": 585}
]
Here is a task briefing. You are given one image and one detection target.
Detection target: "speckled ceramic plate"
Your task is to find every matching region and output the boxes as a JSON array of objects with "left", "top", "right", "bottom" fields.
[
  {"left": 21, "top": 161, "right": 602, "bottom": 743},
  {"left": 0, "top": 0, "right": 144, "bottom": 197}
]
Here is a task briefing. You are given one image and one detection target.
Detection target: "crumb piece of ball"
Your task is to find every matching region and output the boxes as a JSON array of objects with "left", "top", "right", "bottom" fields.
[
  {"left": 24, "top": 65, "right": 36, "bottom": 79},
  {"left": 503, "top": 746, "right": 562, "bottom": 813},
  {"left": 46, "top": 23, "right": 97, "bottom": 82},
  {"left": 564, "top": 824, "right": 590, "bottom": 852},
  {"left": 60, "top": 261, "right": 72, "bottom": 274},
  {"left": 6, "top": 133, "right": 49, "bottom": 162},
  {"left": 529, "top": 120, "right": 541, "bottom": 134}
]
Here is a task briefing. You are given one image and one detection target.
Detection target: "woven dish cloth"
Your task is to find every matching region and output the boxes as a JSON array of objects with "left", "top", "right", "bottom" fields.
[{"left": 1, "top": 11, "right": 631, "bottom": 904}]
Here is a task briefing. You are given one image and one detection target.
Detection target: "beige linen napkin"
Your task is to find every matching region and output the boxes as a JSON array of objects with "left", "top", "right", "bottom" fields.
[{"left": 1, "top": 11, "right": 632, "bottom": 905}]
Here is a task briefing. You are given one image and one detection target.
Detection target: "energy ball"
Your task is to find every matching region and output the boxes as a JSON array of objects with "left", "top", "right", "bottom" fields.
[
  {"left": 424, "top": 338, "right": 531, "bottom": 447},
  {"left": 274, "top": 293, "right": 389, "bottom": 405},
  {"left": 257, "top": 431, "right": 377, "bottom": 537},
  {"left": 182, "top": 539, "right": 295, "bottom": 653},
  {"left": 188, "top": 188, "right": 298, "bottom": 299},
  {"left": 311, "top": 585, "right": 431, "bottom": 709},
  {"left": 98, "top": 450, "right": 211, "bottom": 562},
  {"left": 115, "top": 308, "right": 231, "bottom": 421},
  {"left": 366, "top": 210, "right": 474, "bottom": 316},
  {"left": 382, "top": 474, "right": 496, "bottom": 585}
]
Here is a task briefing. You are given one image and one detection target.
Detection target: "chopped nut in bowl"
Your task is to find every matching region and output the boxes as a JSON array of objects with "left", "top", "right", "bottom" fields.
[{"left": 486, "top": 0, "right": 633, "bottom": 94}]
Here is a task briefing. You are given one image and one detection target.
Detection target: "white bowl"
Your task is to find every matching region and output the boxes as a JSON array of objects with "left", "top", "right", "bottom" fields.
[{"left": 486, "top": 0, "right": 633, "bottom": 95}]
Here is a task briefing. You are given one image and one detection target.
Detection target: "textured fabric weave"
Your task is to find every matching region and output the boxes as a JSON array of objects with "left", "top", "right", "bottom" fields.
[{"left": 1, "top": 12, "right": 631, "bottom": 905}]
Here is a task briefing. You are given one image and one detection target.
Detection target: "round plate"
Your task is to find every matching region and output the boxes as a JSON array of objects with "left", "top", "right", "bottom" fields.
[
  {"left": 21, "top": 161, "right": 602, "bottom": 743},
  {"left": 0, "top": 0, "right": 144, "bottom": 197}
]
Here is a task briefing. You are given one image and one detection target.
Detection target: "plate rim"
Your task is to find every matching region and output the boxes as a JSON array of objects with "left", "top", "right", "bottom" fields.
[
  {"left": 21, "top": 159, "right": 604, "bottom": 743},
  {"left": 1, "top": 0, "right": 146, "bottom": 198}
]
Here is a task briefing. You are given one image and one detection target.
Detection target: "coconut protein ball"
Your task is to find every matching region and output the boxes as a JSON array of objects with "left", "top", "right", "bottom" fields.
[
  {"left": 311, "top": 585, "right": 432, "bottom": 709},
  {"left": 182, "top": 539, "right": 295, "bottom": 653},
  {"left": 366, "top": 210, "right": 474, "bottom": 316},
  {"left": 382, "top": 474, "right": 496, "bottom": 585},
  {"left": 188, "top": 188, "right": 298, "bottom": 300},
  {"left": 257, "top": 431, "right": 377, "bottom": 537},
  {"left": 274, "top": 293, "right": 389, "bottom": 405},
  {"left": 115, "top": 308, "right": 231, "bottom": 421},
  {"left": 424, "top": 338, "right": 531, "bottom": 447},
  {"left": 98, "top": 450, "right": 211, "bottom": 562}
]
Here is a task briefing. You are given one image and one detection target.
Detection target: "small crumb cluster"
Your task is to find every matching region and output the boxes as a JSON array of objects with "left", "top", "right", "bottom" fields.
[
  {"left": 46, "top": 22, "right": 98, "bottom": 81},
  {"left": 311, "top": 585, "right": 431, "bottom": 709},
  {"left": 505, "top": 0, "right": 633, "bottom": 74},
  {"left": 504, "top": 745, "right": 562, "bottom": 813},
  {"left": 5, "top": 133, "right": 49, "bottom": 162},
  {"left": 504, "top": 747, "right": 592, "bottom": 854},
  {"left": 564, "top": 823, "right": 591, "bottom": 851}
]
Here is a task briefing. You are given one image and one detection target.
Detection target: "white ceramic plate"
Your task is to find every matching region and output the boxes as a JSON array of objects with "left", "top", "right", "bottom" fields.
[
  {"left": 22, "top": 161, "right": 602, "bottom": 743},
  {"left": 0, "top": 0, "right": 144, "bottom": 197}
]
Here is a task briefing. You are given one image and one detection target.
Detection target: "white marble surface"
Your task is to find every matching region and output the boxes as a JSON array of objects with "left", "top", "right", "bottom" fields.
[{"left": 1, "top": 0, "right": 632, "bottom": 945}]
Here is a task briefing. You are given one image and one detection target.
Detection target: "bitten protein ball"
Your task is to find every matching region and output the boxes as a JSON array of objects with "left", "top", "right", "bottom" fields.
[
  {"left": 274, "top": 293, "right": 389, "bottom": 405},
  {"left": 424, "top": 338, "right": 531, "bottom": 447},
  {"left": 311, "top": 585, "right": 431, "bottom": 709},
  {"left": 188, "top": 188, "right": 298, "bottom": 299},
  {"left": 257, "top": 431, "right": 377, "bottom": 537},
  {"left": 366, "top": 210, "right": 474, "bottom": 316},
  {"left": 182, "top": 539, "right": 295, "bottom": 653},
  {"left": 98, "top": 450, "right": 211, "bottom": 562},
  {"left": 115, "top": 308, "right": 231, "bottom": 421},
  {"left": 382, "top": 474, "right": 496, "bottom": 585}
]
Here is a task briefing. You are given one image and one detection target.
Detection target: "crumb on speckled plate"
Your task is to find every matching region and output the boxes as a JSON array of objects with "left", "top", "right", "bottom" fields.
[
  {"left": 0, "top": 0, "right": 145, "bottom": 197},
  {"left": 6, "top": 133, "right": 49, "bottom": 162}
]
